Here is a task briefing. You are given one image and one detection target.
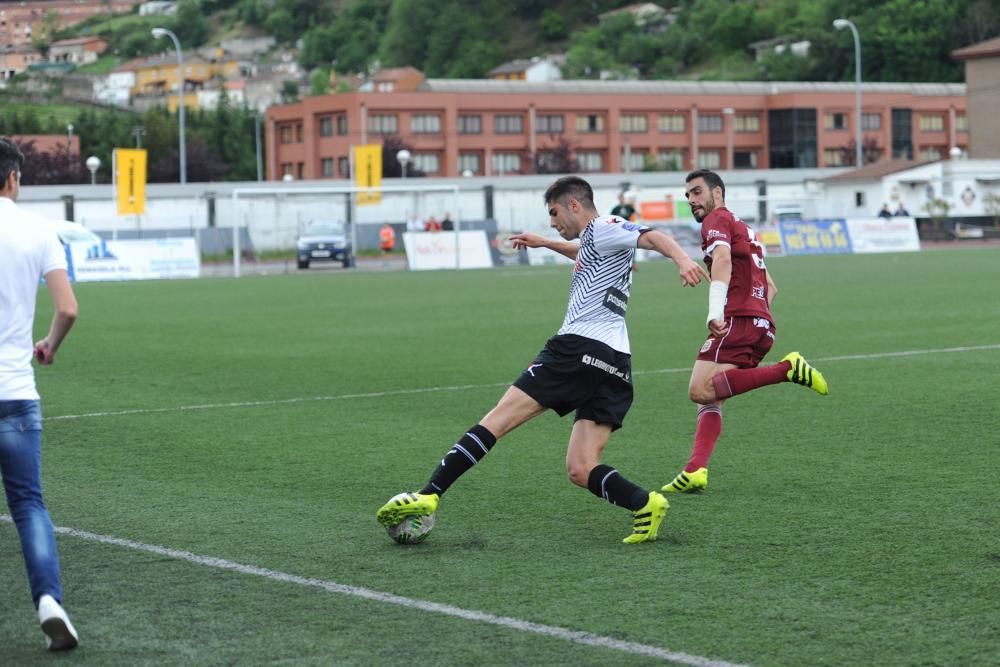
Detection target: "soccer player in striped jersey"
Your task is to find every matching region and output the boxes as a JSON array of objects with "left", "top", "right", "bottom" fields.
[
  {"left": 662, "top": 169, "right": 829, "bottom": 495},
  {"left": 377, "top": 176, "right": 708, "bottom": 544}
]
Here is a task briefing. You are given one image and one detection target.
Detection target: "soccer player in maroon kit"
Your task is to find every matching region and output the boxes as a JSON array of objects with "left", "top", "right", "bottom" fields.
[{"left": 662, "top": 169, "right": 829, "bottom": 494}]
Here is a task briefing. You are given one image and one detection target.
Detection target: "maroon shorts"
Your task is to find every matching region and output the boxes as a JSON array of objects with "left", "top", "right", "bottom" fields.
[{"left": 696, "top": 316, "right": 775, "bottom": 368}]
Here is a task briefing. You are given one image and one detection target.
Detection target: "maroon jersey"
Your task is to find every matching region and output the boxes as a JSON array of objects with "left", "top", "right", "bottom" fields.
[{"left": 701, "top": 207, "right": 772, "bottom": 321}]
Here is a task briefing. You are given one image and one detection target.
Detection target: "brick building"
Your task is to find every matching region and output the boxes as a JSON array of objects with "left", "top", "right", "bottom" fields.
[
  {"left": 953, "top": 36, "right": 1000, "bottom": 158},
  {"left": 0, "top": 1, "right": 139, "bottom": 49},
  {"left": 265, "top": 76, "right": 967, "bottom": 181}
]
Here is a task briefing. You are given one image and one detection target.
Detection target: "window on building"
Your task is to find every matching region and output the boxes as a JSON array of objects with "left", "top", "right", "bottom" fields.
[
  {"left": 458, "top": 114, "right": 482, "bottom": 134},
  {"left": 891, "top": 108, "right": 913, "bottom": 160},
  {"left": 279, "top": 125, "right": 293, "bottom": 144},
  {"left": 576, "top": 151, "right": 603, "bottom": 172},
  {"left": 368, "top": 113, "right": 398, "bottom": 134},
  {"left": 338, "top": 156, "right": 350, "bottom": 178},
  {"left": 280, "top": 162, "right": 293, "bottom": 177},
  {"left": 320, "top": 158, "right": 334, "bottom": 177},
  {"left": 620, "top": 114, "right": 648, "bottom": 133},
  {"left": 319, "top": 116, "right": 333, "bottom": 137},
  {"left": 919, "top": 146, "right": 944, "bottom": 161},
  {"left": 492, "top": 152, "right": 521, "bottom": 174},
  {"left": 536, "top": 114, "right": 564, "bottom": 134},
  {"left": 412, "top": 153, "right": 440, "bottom": 174},
  {"left": 295, "top": 124, "right": 303, "bottom": 142},
  {"left": 495, "top": 114, "right": 524, "bottom": 134},
  {"left": 620, "top": 148, "right": 646, "bottom": 171},
  {"left": 768, "top": 108, "right": 817, "bottom": 168},
  {"left": 955, "top": 114, "right": 968, "bottom": 132},
  {"left": 855, "top": 191, "right": 865, "bottom": 208},
  {"left": 919, "top": 114, "right": 944, "bottom": 132},
  {"left": 576, "top": 114, "right": 605, "bottom": 133},
  {"left": 824, "top": 148, "right": 846, "bottom": 167},
  {"left": 411, "top": 114, "right": 442, "bottom": 134},
  {"left": 336, "top": 115, "right": 348, "bottom": 135},
  {"left": 296, "top": 162, "right": 304, "bottom": 179},
  {"left": 862, "top": 112, "right": 881, "bottom": 131},
  {"left": 658, "top": 114, "right": 685, "bottom": 133},
  {"left": 656, "top": 149, "right": 685, "bottom": 171},
  {"left": 825, "top": 112, "right": 848, "bottom": 130},
  {"left": 459, "top": 153, "right": 481, "bottom": 175},
  {"left": 734, "top": 150, "right": 758, "bottom": 169},
  {"left": 697, "top": 150, "right": 721, "bottom": 169},
  {"left": 734, "top": 114, "right": 760, "bottom": 133},
  {"left": 698, "top": 114, "right": 723, "bottom": 133}
]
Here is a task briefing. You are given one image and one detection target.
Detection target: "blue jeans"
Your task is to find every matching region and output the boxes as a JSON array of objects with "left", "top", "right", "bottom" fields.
[{"left": 0, "top": 400, "right": 62, "bottom": 605}]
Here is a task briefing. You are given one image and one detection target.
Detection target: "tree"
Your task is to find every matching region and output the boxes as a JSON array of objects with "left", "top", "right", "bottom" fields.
[
  {"left": 309, "top": 68, "right": 331, "bottom": 96},
  {"left": 173, "top": 0, "right": 210, "bottom": 47},
  {"left": 529, "top": 136, "right": 576, "bottom": 174},
  {"left": 280, "top": 80, "right": 300, "bottom": 104},
  {"left": 16, "top": 140, "right": 88, "bottom": 186},
  {"left": 380, "top": 135, "right": 423, "bottom": 178}
]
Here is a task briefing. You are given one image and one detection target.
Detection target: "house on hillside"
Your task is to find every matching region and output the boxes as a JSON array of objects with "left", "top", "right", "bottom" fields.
[
  {"left": 0, "top": 45, "right": 42, "bottom": 80},
  {"left": 489, "top": 56, "right": 563, "bottom": 82},
  {"left": 48, "top": 36, "right": 107, "bottom": 65},
  {"left": 748, "top": 36, "right": 811, "bottom": 62},
  {"left": 598, "top": 3, "right": 677, "bottom": 31},
  {"left": 358, "top": 67, "right": 425, "bottom": 93}
]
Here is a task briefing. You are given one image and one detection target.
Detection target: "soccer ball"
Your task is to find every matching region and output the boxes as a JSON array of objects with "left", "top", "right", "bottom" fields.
[{"left": 386, "top": 513, "right": 435, "bottom": 544}]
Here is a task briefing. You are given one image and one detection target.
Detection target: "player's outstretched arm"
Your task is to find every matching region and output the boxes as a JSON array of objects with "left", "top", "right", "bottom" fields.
[
  {"left": 637, "top": 230, "right": 708, "bottom": 287},
  {"left": 509, "top": 232, "right": 580, "bottom": 260}
]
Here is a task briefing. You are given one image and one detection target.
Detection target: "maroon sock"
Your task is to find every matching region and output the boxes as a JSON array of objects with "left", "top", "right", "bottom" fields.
[
  {"left": 712, "top": 361, "right": 791, "bottom": 400},
  {"left": 685, "top": 404, "right": 723, "bottom": 472}
]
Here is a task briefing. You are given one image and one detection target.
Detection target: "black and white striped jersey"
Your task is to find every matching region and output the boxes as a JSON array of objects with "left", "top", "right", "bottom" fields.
[{"left": 556, "top": 215, "right": 649, "bottom": 354}]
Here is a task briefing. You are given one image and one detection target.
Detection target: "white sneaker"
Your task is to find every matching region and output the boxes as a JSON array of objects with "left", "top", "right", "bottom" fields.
[{"left": 37, "top": 594, "right": 79, "bottom": 651}]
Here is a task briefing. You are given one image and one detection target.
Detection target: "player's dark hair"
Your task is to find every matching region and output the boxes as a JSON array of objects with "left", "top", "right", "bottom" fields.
[
  {"left": 0, "top": 137, "right": 25, "bottom": 186},
  {"left": 686, "top": 168, "right": 725, "bottom": 200},
  {"left": 544, "top": 176, "right": 595, "bottom": 209}
]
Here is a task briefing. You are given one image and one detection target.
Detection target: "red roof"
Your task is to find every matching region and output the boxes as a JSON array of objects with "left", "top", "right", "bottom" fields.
[{"left": 952, "top": 36, "right": 1000, "bottom": 61}]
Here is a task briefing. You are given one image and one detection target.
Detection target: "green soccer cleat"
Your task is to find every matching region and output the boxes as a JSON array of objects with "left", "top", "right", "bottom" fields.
[
  {"left": 376, "top": 491, "right": 440, "bottom": 527},
  {"left": 623, "top": 492, "right": 669, "bottom": 544},
  {"left": 661, "top": 467, "right": 708, "bottom": 494},
  {"left": 782, "top": 352, "right": 829, "bottom": 395}
]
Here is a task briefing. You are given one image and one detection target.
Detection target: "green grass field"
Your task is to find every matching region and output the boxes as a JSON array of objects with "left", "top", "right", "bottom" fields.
[{"left": 2, "top": 248, "right": 998, "bottom": 666}]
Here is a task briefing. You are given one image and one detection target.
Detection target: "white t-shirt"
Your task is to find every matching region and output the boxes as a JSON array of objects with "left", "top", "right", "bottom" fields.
[
  {"left": 556, "top": 215, "right": 648, "bottom": 354},
  {"left": 0, "top": 197, "right": 68, "bottom": 400}
]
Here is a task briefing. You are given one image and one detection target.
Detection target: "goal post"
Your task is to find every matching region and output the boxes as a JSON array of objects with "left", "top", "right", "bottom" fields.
[{"left": 229, "top": 184, "right": 461, "bottom": 277}]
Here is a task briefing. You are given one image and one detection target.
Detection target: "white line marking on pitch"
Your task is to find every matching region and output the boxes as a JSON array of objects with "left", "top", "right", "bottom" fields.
[
  {"left": 0, "top": 516, "right": 746, "bottom": 667},
  {"left": 46, "top": 343, "right": 1000, "bottom": 422}
]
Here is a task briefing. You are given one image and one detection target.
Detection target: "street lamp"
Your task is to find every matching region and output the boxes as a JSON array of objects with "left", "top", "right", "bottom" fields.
[
  {"left": 86, "top": 156, "right": 100, "bottom": 185},
  {"left": 396, "top": 148, "right": 411, "bottom": 179},
  {"left": 151, "top": 27, "right": 187, "bottom": 183},
  {"left": 833, "top": 18, "right": 862, "bottom": 169}
]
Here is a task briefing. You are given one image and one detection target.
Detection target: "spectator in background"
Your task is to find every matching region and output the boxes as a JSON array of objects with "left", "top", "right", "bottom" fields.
[
  {"left": 0, "top": 137, "right": 80, "bottom": 651},
  {"left": 425, "top": 216, "right": 442, "bottom": 232},
  {"left": 407, "top": 215, "right": 425, "bottom": 232},
  {"left": 441, "top": 212, "right": 454, "bottom": 231},
  {"left": 379, "top": 223, "right": 396, "bottom": 263},
  {"left": 610, "top": 191, "right": 637, "bottom": 221},
  {"left": 878, "top": 204, "right": 892, "bottom": 218},
  {"left": 894, "top": 203, "right": 910, "bottom": 217}
]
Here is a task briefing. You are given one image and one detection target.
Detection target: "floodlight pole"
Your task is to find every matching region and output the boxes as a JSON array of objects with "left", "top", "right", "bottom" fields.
[
  {"left": 152, "top": 27, "right": 187, "bottom": 183},
  {"left": 834, "top": 18, "right": 863, "bottom": 168}
]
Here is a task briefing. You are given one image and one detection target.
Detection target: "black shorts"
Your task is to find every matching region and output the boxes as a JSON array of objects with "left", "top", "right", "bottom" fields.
[{"left": 513, "top": 334, "right": 634, "bottom": 431}]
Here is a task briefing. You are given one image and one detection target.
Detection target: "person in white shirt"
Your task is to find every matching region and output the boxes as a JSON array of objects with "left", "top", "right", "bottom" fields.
[
  {"left": 0, "top": 137, "right": 80, "bottom": 651},
  {"left": 376, "top": 176, "right": 709, "bottom": 544}
]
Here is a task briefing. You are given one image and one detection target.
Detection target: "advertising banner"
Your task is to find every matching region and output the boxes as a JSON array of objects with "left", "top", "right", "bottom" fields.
[
  {"left": 67, "top": 238, "right": 199, "bottom": 282},
  {"left": 779, "top": 220, "right": 853, "bottom": 255},
  {"left": 114, "top": 148, "right": 147, "bottom": 215},
  {"left": 403, "top": 231, "right": 493, "bottom": 271},
  {"left": 845, "top": 218, "right": 920, "bottom": 253},
  {"left": 352, "top": 144, "right": 382, "bottom": 205}
]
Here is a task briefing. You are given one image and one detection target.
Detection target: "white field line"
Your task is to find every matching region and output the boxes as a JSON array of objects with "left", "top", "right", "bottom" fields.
[
  {"left": 46, "top": 343, "right": 1000, "bottom": 422},
  {"left": 0, "top": 516, "right": 747, "bottom": 667}
]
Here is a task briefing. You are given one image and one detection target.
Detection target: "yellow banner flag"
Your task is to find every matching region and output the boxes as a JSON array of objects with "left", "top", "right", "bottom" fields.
[
  {"left": 114, "top": 148, "right": 147, "bottom": 215},
  {"left": 353, "top": 144, "right": 382, "bottom": 205}
]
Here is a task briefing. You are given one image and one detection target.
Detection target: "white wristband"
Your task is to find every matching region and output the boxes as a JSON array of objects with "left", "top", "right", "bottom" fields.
[{"left": 707, "top": 280, "right": 728, "bottom": 325}]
